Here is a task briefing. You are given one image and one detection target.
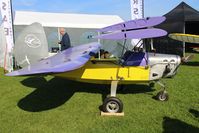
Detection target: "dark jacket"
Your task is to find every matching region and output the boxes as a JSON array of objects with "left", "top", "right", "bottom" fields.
[{"left": 60, "top": 32, "right": 71, "bottom": 51}]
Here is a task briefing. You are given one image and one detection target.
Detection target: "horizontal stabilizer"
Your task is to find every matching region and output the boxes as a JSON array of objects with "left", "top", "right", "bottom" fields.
[
  {"left": 169, "top": 33, "right": 199, "bottom": 44},
  {"left": 97, "top": 16, "right": 166, "bottom": 32},
  {"left": 6, "top": 42, "right": 101, "bottom": 76},
  {"left": 95, "top": 28, "right": 167, "bottom": 40}
]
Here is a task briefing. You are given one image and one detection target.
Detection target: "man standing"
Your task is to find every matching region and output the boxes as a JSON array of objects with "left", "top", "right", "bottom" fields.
[{"left": 59, "top": 27, "right": 71, "bottom": 51}]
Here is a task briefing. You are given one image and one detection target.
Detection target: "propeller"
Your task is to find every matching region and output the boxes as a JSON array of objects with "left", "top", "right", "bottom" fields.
[
  {"left": 172, "top": 54, "right": 194, "bottom": 76},
  {"left": 181, "top": 54, "right": 194, "bottom": 63}
]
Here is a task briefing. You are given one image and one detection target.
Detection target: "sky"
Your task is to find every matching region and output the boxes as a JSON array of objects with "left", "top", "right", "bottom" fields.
[{"left": 10, "top": 0, "right": 199, "bottom": 20}]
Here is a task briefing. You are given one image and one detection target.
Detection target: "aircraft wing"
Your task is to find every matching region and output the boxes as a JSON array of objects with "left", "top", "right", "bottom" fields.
[
  {"left": 97, "top": 16, "right": 166, "bottom": 32},
  {"left": 169, "top": 33, "right": 199, "bottom": 44},
  {"left": 95, "top": 16, "right": 167, "bottom": 40},
  {"left": 95, "top": 28, "right": 167, "bottom": 40},
  {"left": 6, "top": 42, "right": 101, "bottom": 76}
]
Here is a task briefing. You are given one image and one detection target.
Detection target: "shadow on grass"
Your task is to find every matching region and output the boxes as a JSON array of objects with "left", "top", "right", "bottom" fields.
[
  {"left": 18, "top": 76, "right": 154, "bottom": 112},
  {"left": 162, "top": 117, "right": 199, "bottom": 133},
  {"left": 183, "top": 61, "right": 199, "bottom": 67},
  {"left": 189, "top": 109, "right": 199, "bottom": 118}
]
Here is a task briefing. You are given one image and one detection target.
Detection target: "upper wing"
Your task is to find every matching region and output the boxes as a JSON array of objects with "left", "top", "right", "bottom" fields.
[
  {"left": 169, "top": 33, "right": 199, "bottom": 44},
  {"left": 95, "top": 28, "right": 167, "bottom": 40},
  {"left": 6, "top": 42, "right": 101, "bottom": 76},
  {"left": 97, "top": 16, "right": 166, "bottom": 32}
]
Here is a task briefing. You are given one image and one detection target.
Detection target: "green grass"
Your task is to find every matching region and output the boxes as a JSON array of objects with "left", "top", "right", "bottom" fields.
[{"left": 0, "top": 54, "right": 199, "bottom": 133}]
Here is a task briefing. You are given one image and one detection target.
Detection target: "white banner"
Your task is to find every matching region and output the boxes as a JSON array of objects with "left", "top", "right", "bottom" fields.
[
  {"left": 130, "top": 0, "right": 144, "bottom": 48},
  {"left": 130, "top": 0, "right": 144, "bottom": 19},
  {"left": 0, "top": 0, "right": 14, "bottom": 71}
]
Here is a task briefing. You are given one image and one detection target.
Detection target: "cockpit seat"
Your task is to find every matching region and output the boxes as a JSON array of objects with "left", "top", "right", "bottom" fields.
[{"left": 122, "top": 51, "right": 147, "bottom": 66}]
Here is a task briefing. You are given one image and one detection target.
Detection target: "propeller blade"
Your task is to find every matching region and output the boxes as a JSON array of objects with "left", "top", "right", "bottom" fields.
[{"left": 181, "top": 54, "right": 194, "bottom": 63}]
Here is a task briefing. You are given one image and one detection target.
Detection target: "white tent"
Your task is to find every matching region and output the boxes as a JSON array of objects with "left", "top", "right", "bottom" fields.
[
  {"left": 13, "top": 11, "right": 124, "bottom": 55},
  {"left": 14, "top": 11, "right": 124, "bottom": 29}
]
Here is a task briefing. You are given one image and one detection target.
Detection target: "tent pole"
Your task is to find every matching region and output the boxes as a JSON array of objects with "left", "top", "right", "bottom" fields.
[
  {"left": 183, "top": 22, "right": 186, "bottom": 57},
  {"left": 150, "top": 39, "right": 154, "bottom": 50},
  {"left": 57, "top": 27, "right": 61, "bottom": 51},
  {"left": 97, "top": 32, "right": 101, "bottom": 59},
  {"left": 142, "top": 0, "right": 144, "bottom": 18},
  {"left": 10, "top": 0, "right": 16, "bottom": 70}
]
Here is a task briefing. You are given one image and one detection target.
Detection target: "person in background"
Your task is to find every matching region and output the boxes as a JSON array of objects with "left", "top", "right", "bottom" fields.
[{"left": 58, "top": 27, "right": 71, "bottom": 51}]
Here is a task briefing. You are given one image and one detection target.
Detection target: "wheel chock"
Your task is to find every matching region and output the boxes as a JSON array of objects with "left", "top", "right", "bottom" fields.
[{"left": 100, "top": 111, "right": 124, "bottom": 116}]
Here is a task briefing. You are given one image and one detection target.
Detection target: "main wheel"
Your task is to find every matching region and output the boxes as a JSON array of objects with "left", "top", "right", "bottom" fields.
[
  {"left": 102, "top": 97, "right": 123, "bottom": 113},
  {"left": 156, "top": 91, "right": 169, "bottom": 101}
]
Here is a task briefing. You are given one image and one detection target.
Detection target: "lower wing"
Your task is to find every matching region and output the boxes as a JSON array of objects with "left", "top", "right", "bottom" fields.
[{"left": 6, "top": 42, "right": 101, "bottom": 76}]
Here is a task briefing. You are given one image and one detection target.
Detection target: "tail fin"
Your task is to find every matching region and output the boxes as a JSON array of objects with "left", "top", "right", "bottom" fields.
[{"left": 14, "top": 22, "right": 49, "bottom": 68}]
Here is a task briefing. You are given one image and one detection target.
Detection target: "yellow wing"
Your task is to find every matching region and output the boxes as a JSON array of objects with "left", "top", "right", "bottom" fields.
[{"left": 169, "top": 33, "right": 199, "bottom": 44}]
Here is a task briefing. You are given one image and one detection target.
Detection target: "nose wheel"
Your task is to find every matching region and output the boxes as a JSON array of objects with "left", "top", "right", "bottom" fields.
[
  {"left": 155, "top": 81, "right": 169, "bottom": 101},
  {"left": 156, "top": 90, "right": 169, "bottom": 101}
]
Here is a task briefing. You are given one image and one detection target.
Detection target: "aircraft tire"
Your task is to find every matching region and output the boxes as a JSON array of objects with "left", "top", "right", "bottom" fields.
[
  {"left": 102, "top": 97, "right": 123, "bottom": 113},
  {"left": 156, "top": 91, "right": 169, "bottom": 101}
]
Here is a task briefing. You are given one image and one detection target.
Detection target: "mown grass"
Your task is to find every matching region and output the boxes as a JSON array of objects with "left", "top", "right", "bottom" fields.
[{"left": 0, "top": 53, "right": 199, "bottom": 133}]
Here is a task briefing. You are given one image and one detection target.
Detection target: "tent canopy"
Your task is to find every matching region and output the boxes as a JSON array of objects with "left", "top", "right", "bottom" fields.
[
  {"left": 161, "top": 2, "right": 199, "bottom": 33},
  {"left": 14, "top": 11, "right": 124, "bottom": 29},
  {"left": 165, "top": 2, "right": 199, "bottom": 22},
  {"left": 13, "top": 11, "right": 124, "bottom": 56}
]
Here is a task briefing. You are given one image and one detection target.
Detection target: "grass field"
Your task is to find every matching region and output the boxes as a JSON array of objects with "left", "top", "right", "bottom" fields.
[{"left": 0, "top": 53, "right": 199, "bottom": 133}]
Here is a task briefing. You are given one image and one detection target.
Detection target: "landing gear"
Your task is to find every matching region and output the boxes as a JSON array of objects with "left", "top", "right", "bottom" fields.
[
  {"left": 102, "top": 97, "right": 123, "bottom": 113},
  {"left": 155, "top": 81, "right": 169, "bottom": 101},
  {"left": 102, "top": 81, "right": 124, "bottom": 113},
  {"left": 156, "top": 90, "right": 169, "bottom": 101}
]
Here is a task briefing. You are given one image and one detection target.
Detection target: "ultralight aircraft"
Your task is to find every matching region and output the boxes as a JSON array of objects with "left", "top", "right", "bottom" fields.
[{"left": 6, "top": 16, "right": 182, "bottom": 113}]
